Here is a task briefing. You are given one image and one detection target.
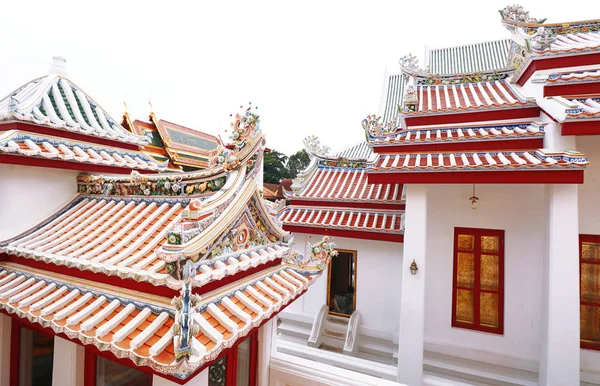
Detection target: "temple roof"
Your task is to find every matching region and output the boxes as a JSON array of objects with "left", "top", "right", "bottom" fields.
[
  {"left": 427, "top": 39, "right": 512, "bottom": 75},
  {"left": 334, "top": 141, "right": 373, "bottom": 160},
  {"left": 126, "top": 112, "right": 221, "bottom": 171},
  {"left": 546, "top": 70, "right": 600, "bottom": 85},
  {"left": 290, "top": 166, "right": 403, "bottom": 203},
  {"left": 407, "top": 80, "right": 534, "bottom": 115},
  {"left": 368, "top": 121, "right": 545, "bottom": 147},
  {"left": 0, "top": 130, "right": 167, "bottom": 172},
  {"left": 0, "top": 105, "right": 339, "bottom": 379},
  {"left": 280, "top": 206, "right": 404, "bottom": 236},
  {"left": 0, "top": 261, "right": 316, "bottom": 379},
  {"left": 380, "top": 39, "right": 513, "bottom": 123},
  {"left": 368, "top": 149, "right": 588, "bottom": 173},
  {"left": 0, "top": 57, "right": 148, "bottom": 146}
]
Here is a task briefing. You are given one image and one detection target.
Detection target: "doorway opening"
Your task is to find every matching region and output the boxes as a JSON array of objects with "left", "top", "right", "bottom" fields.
[{"left": 327, "top": 249, "right": 357, "bottom": 317}]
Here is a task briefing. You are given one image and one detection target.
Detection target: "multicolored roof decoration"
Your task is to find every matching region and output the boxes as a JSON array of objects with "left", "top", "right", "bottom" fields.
[{"left": 0, "top": 92, "right": 335, "bottom": 379}]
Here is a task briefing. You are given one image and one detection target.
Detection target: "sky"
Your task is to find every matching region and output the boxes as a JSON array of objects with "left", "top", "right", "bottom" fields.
[{"left": 0, "top": 0, "right": 598, "bottom": 156}]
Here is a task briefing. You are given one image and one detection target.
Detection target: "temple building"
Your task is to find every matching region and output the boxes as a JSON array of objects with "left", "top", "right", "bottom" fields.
[
  {"left": 0, "top": 57, "right": 335, "bottom": 386},
  {"left": 271, "top": 6, "right": 600, "bottom": 386},
  {"left": 2, "top": 5, "right": 600, "bottom": 386}
]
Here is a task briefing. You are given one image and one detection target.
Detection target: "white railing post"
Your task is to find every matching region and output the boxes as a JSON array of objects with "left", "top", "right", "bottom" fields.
[
  {"left": 343, "top": 310, "right": 361, "bottom": 356},
  {"left": 307, "top": 304, "right": 328, "bottom": 348}
]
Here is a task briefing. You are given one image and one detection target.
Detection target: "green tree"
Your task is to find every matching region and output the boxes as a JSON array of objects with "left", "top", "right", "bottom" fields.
[
  {"left": 287, "top": 149, "right": 310, "bottom": 179},
  {"left": 263, "top": 150, "right": 289, "bottom": 184}
]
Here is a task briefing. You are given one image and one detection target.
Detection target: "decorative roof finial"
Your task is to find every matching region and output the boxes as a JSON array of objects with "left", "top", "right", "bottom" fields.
[
  {"left": 49, "top": 56, "right": 68, "bottom": 77},
  {"left": 399, "top": 53, "right": 421, "bottom": 73},
  {"left": 303, "top": 135, "right": 331, "bottom": 158},
  {"left": 499, "top": 5, "right": 546, "bottom": 24},
  {"left": 148, "top": 93, "right": 154, "bottom": 113}
]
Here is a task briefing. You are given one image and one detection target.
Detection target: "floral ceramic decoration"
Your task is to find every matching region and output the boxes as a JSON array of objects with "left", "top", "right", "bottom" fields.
[
  {"left": 303, "top": 135, "right": 331, "bottom": 157},
  {"left": 362, "top": 114, "right": 401, "bottom": 137}
]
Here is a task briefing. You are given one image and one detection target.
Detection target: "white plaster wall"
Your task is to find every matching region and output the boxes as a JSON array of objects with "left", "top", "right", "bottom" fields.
[
  {"left": 424, "top": 184, "right": 546, "bottom": 371},
  {"left": 577, "top": 135, "right": 600, "bottom": 374},
  {"left": 285, "top": 232, "right": 403, "bottom": 337},
  {"left": 0, "top": 164, "right": 79, "bottom": 241}
]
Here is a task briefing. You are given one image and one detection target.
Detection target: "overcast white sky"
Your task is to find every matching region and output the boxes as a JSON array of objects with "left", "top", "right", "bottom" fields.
[{"left": 0, "top": 0, "right": 598, "bottom": 155}]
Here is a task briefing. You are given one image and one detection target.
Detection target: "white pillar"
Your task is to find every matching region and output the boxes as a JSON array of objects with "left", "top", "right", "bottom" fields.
[
  {"left": 258, "top": 319, "right": 276, "bottom": 386},
  {"left": 540, "top": 184, "right": 580, "bottom": 385},
  {"left": 153, "top": 368, "right": 208, "bottom": 386},
  {"left": 397, "top": 184, "right": 427, "bottom": 385},
  {"left": 0, "top": 314, "right": 11, "bottom": 386},
  {"left": 52, "top": 337, "right": 84, "bottom": 386}
]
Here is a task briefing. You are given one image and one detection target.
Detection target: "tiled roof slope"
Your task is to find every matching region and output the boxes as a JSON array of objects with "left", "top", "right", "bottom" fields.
[
  {"left": 369, "top": 122, "right": 545, "bottom": 147},
  {"left": 334, "top": 142, "right": 373, "bottom": 160},
  {"left": 381, "top": 39, "right": 512, "bottom": 123},
  {"left": 427, "top": 39, "right": 511, "bottom": 75},
  {"left": 281, "top": 206, "right": 403, "bottom": 234},
  {"left": 0, "top": 262, "right": 315, "bottom": 378},
  {"left": 410, "top": 80, "right": 533, "bottom": 115},
  {"left": 368, "top": 150, "right": 588, "bottom": 173},
  {"left": 0, "top": 130, "right": 167, "bottom": 172},
  {"left": 0, "top": 58, "right": 147, "bottom": 146}
]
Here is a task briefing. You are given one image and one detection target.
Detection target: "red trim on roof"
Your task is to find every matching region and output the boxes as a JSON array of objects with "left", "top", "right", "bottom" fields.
[
  {"left": 517, "top": 53, "right": 600, "bottom": 86},
  {"left": 544, "top": 81, "right": 600, "bottom": 97},
  {"left": 0, "top": 154, "right": 157, "bottom": 174},
  {"left": 0, "top": 122, "right": 140, "bottom": 151},
  {"left": 562, "top": 120, "right": 600, "bottom": 135},
  {"left": 373, "top": 138, "right": 543, "bottom": 154},
  {"left": 403, "top": 107, "right": 540, "bottom": 127},
  {"left": 283, "top": 225, "right": 404, "bottom": 243},
  {"left": 288, "top": 199, "right": 405, "bottom": 210},
  {"left": 367, "top": 170, "right": 584, "bottom": 184}
]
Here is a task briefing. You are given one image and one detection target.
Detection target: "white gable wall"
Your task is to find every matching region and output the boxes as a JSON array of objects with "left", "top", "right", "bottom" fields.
[
  {"left": 285, "top": 232, "right": 403, "bottom": 338},
  {"left": 424, "top": 183, "right": 546, "bottom": 372},
  {"left": 0, "top": 164, "right": 78, "bottom": 241}
]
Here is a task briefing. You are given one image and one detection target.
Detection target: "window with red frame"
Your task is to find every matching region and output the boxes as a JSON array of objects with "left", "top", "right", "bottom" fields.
[
  {"left": 580, "top": 234, "right": 600, "bottom": 350},
  {"left": 452, "top": 227, "right": 504, "bottom": 334}
]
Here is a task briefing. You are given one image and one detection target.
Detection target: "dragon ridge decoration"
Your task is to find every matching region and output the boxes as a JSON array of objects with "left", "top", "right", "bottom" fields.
[
  {"left": 172, "top": 260, "right": 202, "bottom": 361},
  {"left": 210, "top": 104, "right": 261, "bottom": 169},
  {"left": 362, "top": 114, "right": 401, "bottom": 137},
  {"left": 286, "top": 236, "right": 338, "bottom": 270},
  {"left": 499, "top": 5, "right": 546, "bottom": 24},
  {"left": 303, "top": 135, "right": 331, "bottom": 157}
]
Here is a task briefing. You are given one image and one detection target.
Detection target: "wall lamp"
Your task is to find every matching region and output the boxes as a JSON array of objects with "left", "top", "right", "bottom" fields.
[{"left": 410, "top": 259, "right": 418, "bottom": 275}]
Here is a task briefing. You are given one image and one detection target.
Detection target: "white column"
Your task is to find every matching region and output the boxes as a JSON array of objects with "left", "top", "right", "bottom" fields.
[
  {"left": 0, "top": 314, "right": 11, "bottom": 386},
  {"left": 258, "top": 318, "right": 276, "bottom": 386},
  {"left": 397, "top": 184, "right": 427, "bottom": 385},
  {"left": 540, "top": 184, "right": 580, "bottom": 385},
  {"left": 153, "top": 368, "right": 208, "bottom": 386},
  {"left": 52, "top": 337, "right": 84, "bottom": 386}
]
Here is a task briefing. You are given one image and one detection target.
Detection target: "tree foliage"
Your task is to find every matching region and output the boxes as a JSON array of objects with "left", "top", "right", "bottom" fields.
[
  {"left": 287, "top": 149, "right": 310, "bottom": 179},
  {"left": 263, "top": 149, "right": 311, "bottom": 184},
  {"left": 263, "top": 150, "right": 289, "bottom": 184}
]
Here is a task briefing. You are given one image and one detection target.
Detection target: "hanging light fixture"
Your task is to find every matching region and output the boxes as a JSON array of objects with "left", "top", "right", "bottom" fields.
[{"left": 469, "top": 184, "right": 479, "bottom": 210}]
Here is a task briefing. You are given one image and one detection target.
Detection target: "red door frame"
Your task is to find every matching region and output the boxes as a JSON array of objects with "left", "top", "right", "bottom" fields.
[
  {"left": 451, "top": 227, "right": 505, "bottom": 335},
  {"left": 9, "top": 318, "right": 56, "bottom": 386},
  {"left": 579, "top": 234, "right": 600, "bottom": 351}
]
